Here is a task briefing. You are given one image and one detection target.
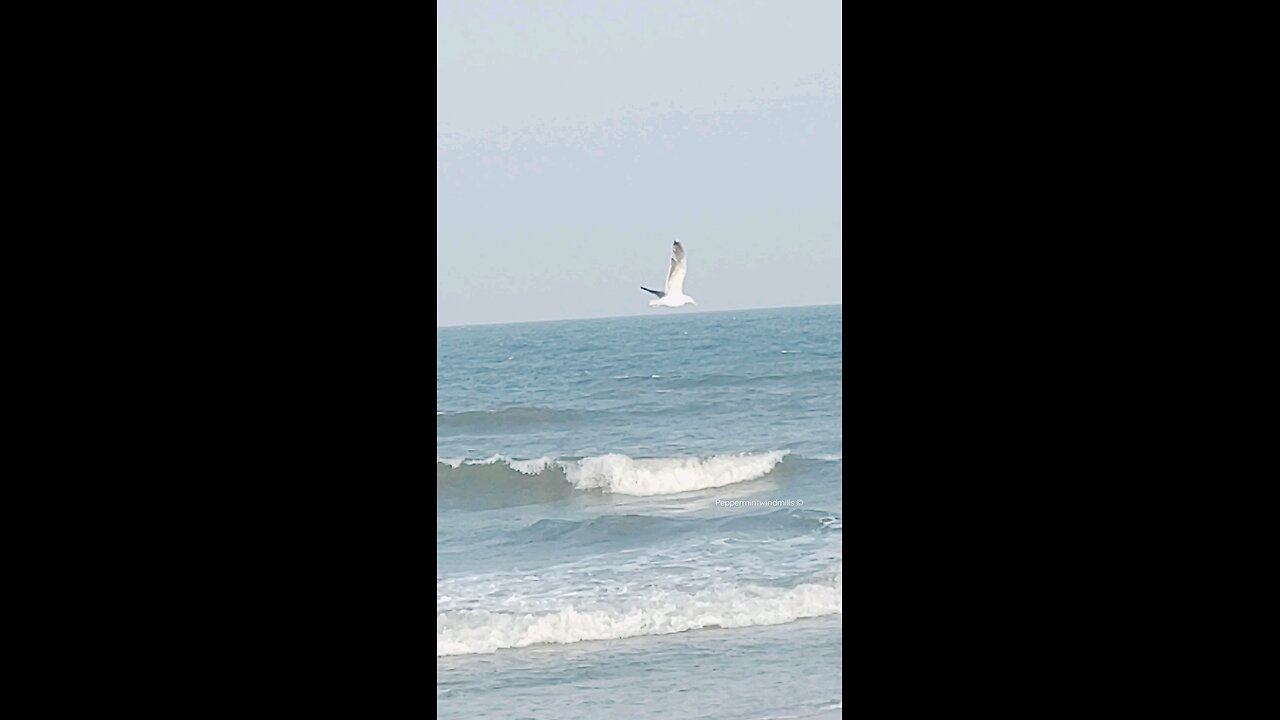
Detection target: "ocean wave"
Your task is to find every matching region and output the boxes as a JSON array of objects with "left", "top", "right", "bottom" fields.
[
  {"left": 436, "top": 573, "right": 842, "bottom": 657},
  {"left": 564, "top": 452, "right": 789, "bottom": 496},
  {"left": 437, "top": 459, "right": 574, "bottom": 510},
  {"left": 438, "top": 454, "right": 557, "bottom": 474},
  {"left": 507, "top": 508, "right": 840, "bottom": 545},
  {"left": 437, "top": 451, "right": 790, "bottom": 507}
]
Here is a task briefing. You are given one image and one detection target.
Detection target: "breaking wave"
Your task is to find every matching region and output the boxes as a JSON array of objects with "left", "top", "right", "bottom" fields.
[
  {"left": 437, "top": 455, "right": 556, "bottom": 474},
  {"left": 437, "top": 451, "right": 790, "bottom": 507},
  {"left": 436, "top": 572, "right": 842, "bottom": 657},
  {"left": 565, "top": 452, "right": 788, "bottom": 495}
]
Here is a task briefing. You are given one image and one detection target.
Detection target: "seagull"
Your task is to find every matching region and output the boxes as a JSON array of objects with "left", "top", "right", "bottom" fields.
[{"left": 641, "top": 240, "right": 698, "bottom": 308}]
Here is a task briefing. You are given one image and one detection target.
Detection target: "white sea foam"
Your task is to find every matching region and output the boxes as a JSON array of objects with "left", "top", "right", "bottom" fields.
[
  {"left": 508, "top": 456, "right": 556, "bottom": 475},
  {"left": 562, "top": 451, "right": 789, "bottom": 496},
  {"left": 437, "top": 454, "right": 552, "bottom": 474},
  {"left": 436, "top": 574, "right": 841, "bottom": 657},
  {"left": 437, "top": 452, "right": 789, "bottom": 496}
]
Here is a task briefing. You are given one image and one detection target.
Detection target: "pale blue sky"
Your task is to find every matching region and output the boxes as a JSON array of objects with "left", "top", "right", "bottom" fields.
[{"left": 437, "top": 0, "right": 842, "bottom": 327}]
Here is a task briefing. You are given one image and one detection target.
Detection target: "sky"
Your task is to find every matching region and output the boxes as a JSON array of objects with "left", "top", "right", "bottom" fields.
[{"left": 437, "top": 0, "right": 842, "bottom": 327}]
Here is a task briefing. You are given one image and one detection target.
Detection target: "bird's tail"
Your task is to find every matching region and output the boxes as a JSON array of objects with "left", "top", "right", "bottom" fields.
[{"left": 640, "top": 286, "right": 663, "bottom": 297}]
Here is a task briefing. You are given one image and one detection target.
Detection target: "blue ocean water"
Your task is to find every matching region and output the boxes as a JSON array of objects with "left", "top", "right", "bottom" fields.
[{"left": 437, "top": 305, "right": 842, "bottom": 719}]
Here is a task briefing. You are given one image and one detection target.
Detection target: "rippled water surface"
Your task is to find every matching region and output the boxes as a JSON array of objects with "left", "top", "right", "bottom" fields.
[{"left": 438, "top": 305, "right": 842, "bottom": 719}]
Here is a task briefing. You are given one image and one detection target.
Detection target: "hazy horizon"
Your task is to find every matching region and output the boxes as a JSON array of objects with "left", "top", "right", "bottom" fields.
[
  {"left": 437, "top": 0, "right": 842, "bottom": 327},
  {"left": 436, "top": 300, "right": 841, "bottom": 329}
]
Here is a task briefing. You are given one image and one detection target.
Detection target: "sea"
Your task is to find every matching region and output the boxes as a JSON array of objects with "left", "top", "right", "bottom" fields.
[{"left": 437, "top": 304, "right": 843, "bottom": 719}]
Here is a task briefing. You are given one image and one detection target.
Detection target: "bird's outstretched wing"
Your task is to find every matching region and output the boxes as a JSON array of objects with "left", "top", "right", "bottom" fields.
[
  {"left": 664, "top": 241, "right": 687, "bottom": 296},
  {"left": 640, "top": 286, "right": 664, "bottom": 297}
]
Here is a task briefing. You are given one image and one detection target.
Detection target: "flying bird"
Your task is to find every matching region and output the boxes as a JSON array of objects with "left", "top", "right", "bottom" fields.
[{"left": 641, "top": 240, "right": 697, "bottom": 308}]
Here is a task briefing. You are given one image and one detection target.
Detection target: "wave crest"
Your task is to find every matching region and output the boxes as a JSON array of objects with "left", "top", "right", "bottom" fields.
[
  {"left": 437, "top": 451, "right": 789, "bottom": 503},
  {"left": 507, "top": 508, "right": 839, "bottom": 546},
  {"left": 438, "top": 454, "right": 556, "bottom": 474},
  {"left": 563, "top": 451, "right": 789, "bottom": 496},
  {"left": 436, "top": 574, "right": 841, "bottom": 657}
]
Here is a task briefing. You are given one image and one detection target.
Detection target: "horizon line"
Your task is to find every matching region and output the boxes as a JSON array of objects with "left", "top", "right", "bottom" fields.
[{"left": 436, "top": 302, "right": 841, "bottom": 330}]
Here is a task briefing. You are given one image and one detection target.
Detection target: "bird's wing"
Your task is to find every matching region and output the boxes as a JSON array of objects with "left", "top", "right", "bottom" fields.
[
  {"left": 641, "top": 286, "right": 664, "bottom": 297},
  {"left": 664, "top": 241, "right": 687, "bottom": 296}
]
